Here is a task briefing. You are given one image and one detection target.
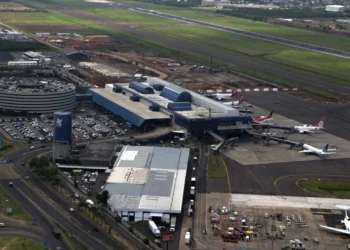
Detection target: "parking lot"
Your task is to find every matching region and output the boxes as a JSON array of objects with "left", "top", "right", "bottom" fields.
[
  {"left": 0, "top": 112, "right": 136, "bottom": 141},
  {"left": 61, "top": 169, "right": 108, "bottom": 196}
]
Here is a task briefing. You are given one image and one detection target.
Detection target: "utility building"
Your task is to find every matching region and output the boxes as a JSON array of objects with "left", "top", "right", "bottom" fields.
[{"left": 104, "top": 146, "right": 189, "bottom": 223}]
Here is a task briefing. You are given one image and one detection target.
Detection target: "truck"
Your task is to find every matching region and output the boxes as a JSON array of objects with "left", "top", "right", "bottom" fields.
[
  {"left": 52, "top": 226, "right": 61, "bottom": 239},
  {"left": 170, "top": 216, "right": 177, "bottom": 232},
  {"left": 86, "top": 199, "right": 95, "bottom": 208},
  {"left": 148, "top": 220, "right": 161, "bottom": 238},
  {"left": 185, "top": 232, "right": 191, "bottom": 244},
  {"left": 190, "top": 186, "right": 196, "bottom": 196}
]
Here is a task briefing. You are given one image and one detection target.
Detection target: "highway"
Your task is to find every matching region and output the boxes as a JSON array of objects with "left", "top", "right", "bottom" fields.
[
  {"left": 2, "top": 147, "right": 128, "bottom": 250},
  {"left": 111, "top": 3, "right": 350, "bottom": 59}
]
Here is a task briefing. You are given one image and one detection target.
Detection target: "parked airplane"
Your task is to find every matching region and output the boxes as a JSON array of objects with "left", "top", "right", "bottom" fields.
[
  {"left": 213, "top": 90, "right": 238, "bottom": 101},
  {"left": 293, "top": 120, "right": 324, "bottom": 134},
  {"left": 222, "top": 96, "right": 245, "bottom": 108},
  {"left": 320, "top": 205, "right": 350, "bottom": 235},
  {"left": 253, "top": 111, "right": 274, "bottom": 124},
  {"left": 299, "top": 143, "right": 337, "bottom": 157}
]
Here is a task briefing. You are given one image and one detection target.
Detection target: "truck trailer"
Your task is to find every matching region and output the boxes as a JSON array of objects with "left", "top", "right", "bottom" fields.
[
  {"left": 170, "top": 216, "right": 177, "bottom": 232},
  {"left": 148, "top": 220, "right": 161, "bottom": 238}
]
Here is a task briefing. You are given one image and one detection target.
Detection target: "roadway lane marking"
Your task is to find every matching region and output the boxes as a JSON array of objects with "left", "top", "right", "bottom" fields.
[{"left": 221, "top": 157, "right": 232, "bottom": 194}]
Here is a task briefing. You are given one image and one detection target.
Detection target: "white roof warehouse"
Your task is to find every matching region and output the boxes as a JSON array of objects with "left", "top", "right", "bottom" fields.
[{"left": 104, "top": 146, "right": 189, "bottom": 222}]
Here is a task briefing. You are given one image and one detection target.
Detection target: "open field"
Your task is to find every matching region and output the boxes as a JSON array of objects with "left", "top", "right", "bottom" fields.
[
  {"left": 299, "top": 180, "right": 350, "bottom": 199},
  {"left": 208, "top": 153, "right": 227, "bottom": 178},
  {"left": 0, "top": 2, "right": 33, "bottom": 11},
  {"left": 110, "top": 0, "right": 350, "bottom": 52},
  {"left": 84, "top": 8, "right": 179, "bottom": 25},
  {"left": 0, "top": 237, "right": 46, "bottom": 250},
  {"left": 144, "top": 26, "right": 350, "bottom": 83},
  {"left": 0, "top": 143, "right": 26, "bottom": 159},
  {"left": 0, "top": 186, "right": 32, "bottom": 223},
  {"left": 0, "top": 11, "right": 117, "bottom": 34}
]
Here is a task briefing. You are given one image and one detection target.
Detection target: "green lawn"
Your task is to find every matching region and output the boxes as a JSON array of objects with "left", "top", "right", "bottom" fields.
[
  {"left": 0, "top": 186, "right": 32, "bottom": 223},
  {"left": 299, "top": 180, "right": 350, "bottom": 199},
  {"left": 0, "top": 238, "right": 47, "bottom": 250},
  {"left": 0, "top": 143, "right": 26, "bottom": 159},
  {"left": 145, "top": 26, "right": 289, "bottom": 56},
  {"left": 208, "top": 153, "right": 227, "bottom": 178},
  {"left": 143, "top": 25, "right": 350, "bottom": 83},
  {"left": 112, "top": 0, "right": 350, "bottom": 51},
  {"left": 0, "top": 11, "right": 118, "bottom": 34},
  {"left": 84, "top": 8, "right": 179, "bottom": 25}
]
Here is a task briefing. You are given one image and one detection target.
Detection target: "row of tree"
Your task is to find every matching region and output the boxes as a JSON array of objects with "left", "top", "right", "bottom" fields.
[{"left": 29, "top": 156, "right": 58, "bottom": 181}]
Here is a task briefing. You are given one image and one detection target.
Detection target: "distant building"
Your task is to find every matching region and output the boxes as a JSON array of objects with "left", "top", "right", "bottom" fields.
[
  {"left": 24, "top": 51, "right": 43, "bottom": 59},
  {"left": 60, "top": 48, "right": 89, "bottom": 61},
  {"left": 5, "top": 30, "right": 23, "bottom": 40},
  {"left": 79, "top": 142, "right": 118, "bottom": 166},
  {"left": 8, "top": 61, "right": 38, "bottom": 67},
  {"left": 326, "top": 5, "right": 345, "bottom": 12},
  {"left": 336, "top": 19, "right": 350, "bottom": 23}
]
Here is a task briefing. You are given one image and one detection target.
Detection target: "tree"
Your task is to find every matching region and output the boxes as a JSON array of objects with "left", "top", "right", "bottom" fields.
[
  {"left": 29, "top": 157, "right": 50, "bottom": 169},
  {"left": 96, "top": 190, "right": 109, "bottom": 206},
  {"left": 38, "top": 167, "right": 58, "bottom": 181}
]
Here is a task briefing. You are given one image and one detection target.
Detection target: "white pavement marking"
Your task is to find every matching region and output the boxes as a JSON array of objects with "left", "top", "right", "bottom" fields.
[{"left": 230, "top": 193, "right": 350, "bottom": 209}]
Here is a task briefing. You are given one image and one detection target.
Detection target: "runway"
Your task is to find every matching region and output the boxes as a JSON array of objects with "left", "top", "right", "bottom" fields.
[
  {"left": 109, "top": 2, "right": 350, "bottom": 59},
  {"left": 57, "top": 8, "right": 350, "bottom": 99}
]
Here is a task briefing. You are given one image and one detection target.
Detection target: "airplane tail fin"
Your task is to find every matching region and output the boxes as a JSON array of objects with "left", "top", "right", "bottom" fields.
[
  {"left": 316, "top": 119, "right": 324, "bottom": 128},
  {"left": 322, "top": 144, "right": 329, "bottom": 152},
  {"left": 267, "top": 111, "right": 274, "bottom": 118},
  {"left": 239, "top": 96, "right": 244, "bottom": 104},
  {"left": 231, "top": 89, "right": 238, "bottom": 97}
]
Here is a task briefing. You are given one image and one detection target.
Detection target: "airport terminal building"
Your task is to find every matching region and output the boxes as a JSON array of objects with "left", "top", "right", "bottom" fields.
[
  {"left": 88, "top": 77, "right": 252, "bottom": 136},
  {"left": 104, "top": 146, "right": 189, "bottom": 223}
]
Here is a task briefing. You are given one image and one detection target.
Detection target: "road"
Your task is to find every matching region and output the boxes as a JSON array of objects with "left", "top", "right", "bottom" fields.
[
  {"left": 2, "top": 147, "right": 128, "bottom": 250},
  {"left": 111, "top": 3, "right": 350, "bottom": 59},
  {"left": 57, "top": 8, "right": 350, "bottom": 99}
]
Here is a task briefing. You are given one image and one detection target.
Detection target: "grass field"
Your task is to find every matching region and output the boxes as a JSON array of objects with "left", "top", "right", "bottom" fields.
[
  {"left": 84, "top": 8, "right": 179, "bottom": 25},
  {"left": 144, "top": 26, "right": 350, "bottom": 83},
  {"left": 0, "top": 143, "right": 26, "bottom": 159},
  {"left": 299, "top": 179, "right": 350, "bottom": 199},
  {"left": 0, "top": 10, "right": 117, "bottom": 34},
  {"left": 0, "top": 238, "right": 47, "bottom": 250},
  {"left": 208, "top": 153, "right": 227, "bottom": 178},
  {"left": 0, "top": 186, "right": 32, "bottom": 223},
  {"left": 111, "top": 0, "right": 350, "bottom": 52}
]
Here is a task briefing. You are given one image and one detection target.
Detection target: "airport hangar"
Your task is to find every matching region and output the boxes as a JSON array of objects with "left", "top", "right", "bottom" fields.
[
  {"left": 87, "top": 77, "right": 252, "bottom": 137},
  {"left": 103, "top": 145, "right": 190, "bottom": 223}
]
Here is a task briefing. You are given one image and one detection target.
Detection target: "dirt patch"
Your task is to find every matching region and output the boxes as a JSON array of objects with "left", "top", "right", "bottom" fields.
[
  {"left": 16, "top": 24, "right": 87, "bottom": 33},
  {"left": 0, "top": 2, "right": 33, "bottom": 11}
]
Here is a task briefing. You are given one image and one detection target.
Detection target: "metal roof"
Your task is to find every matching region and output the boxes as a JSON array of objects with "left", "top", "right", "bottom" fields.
[{"left": 104, "top": 146, "right": 189, "bottom": 213}]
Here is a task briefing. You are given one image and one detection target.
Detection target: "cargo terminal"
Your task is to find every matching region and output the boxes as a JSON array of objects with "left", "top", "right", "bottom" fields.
[
  {"left": 103, "top": 145, "right": 190, "bottom": 223},
  {"left": 88, "top": 77, "right": 252, "bottom": 137}
]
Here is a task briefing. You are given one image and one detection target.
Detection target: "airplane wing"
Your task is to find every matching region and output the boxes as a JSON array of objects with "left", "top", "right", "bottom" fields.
[
  {"left": 319, "top": 225, "right": 350, "bottom": 235},
  {"left": 299, "top": 150, "right": 314, "bottom": 153},
  {"left": 323, "top": 152, "right": 337, "bottom": 155}
]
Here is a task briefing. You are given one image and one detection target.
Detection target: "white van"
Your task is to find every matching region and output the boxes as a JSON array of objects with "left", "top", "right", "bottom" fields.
[{"left": 0, "top": 223, "right": 5, "bottom": 228}]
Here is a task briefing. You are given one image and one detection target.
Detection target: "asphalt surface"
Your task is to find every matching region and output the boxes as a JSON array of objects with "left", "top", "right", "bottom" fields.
[
  {"left": 115, "top": 3, "right": 350, "bottom": 59},
  {"left": 57, "top": 8, "right": 350, "bottom": 99},
  {"left": 204, "top": 92, "right": 350, "bottom": 197},
  {"left": 2, "top": 148, "right": 128, "bottom": 250},
  {"left": 242, "top": 92, "right": 350, "bottom": 141},
  {"left": 1, "top": 181, "right": 68, "bottom": 249}
]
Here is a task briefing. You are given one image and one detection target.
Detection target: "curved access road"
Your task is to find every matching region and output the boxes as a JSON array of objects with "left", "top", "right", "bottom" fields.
[{"left": 1, "top": 147, "right": 128, "bottom": 250}]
